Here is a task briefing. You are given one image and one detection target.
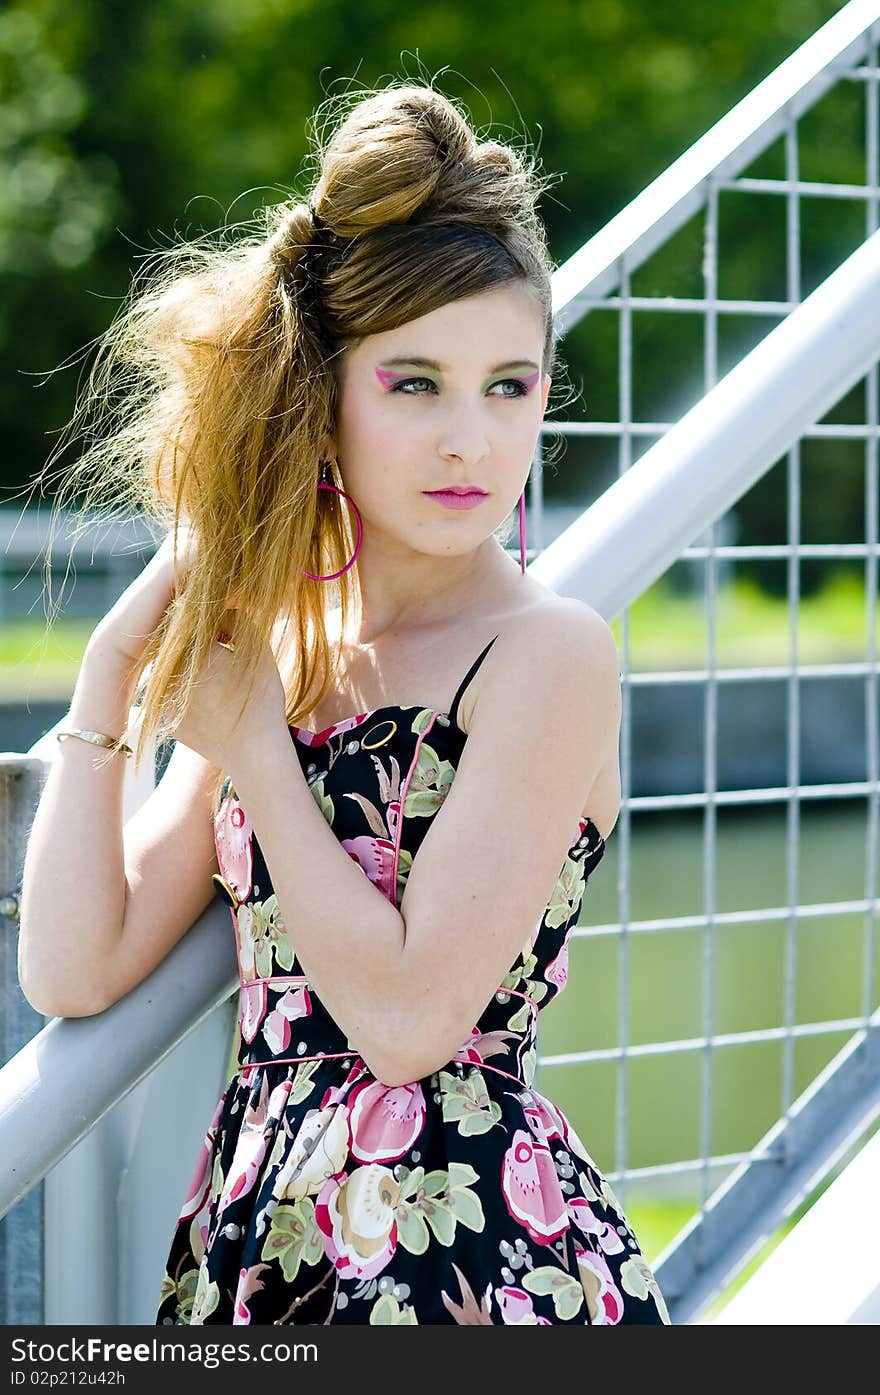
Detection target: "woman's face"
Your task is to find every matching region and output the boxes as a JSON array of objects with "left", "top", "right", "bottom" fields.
[{"left": 330, "top": 282, "right": 551, "bottom": 562}]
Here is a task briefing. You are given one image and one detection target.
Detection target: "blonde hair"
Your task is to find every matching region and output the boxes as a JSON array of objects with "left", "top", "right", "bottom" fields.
[{"left": 29, "top": 79, "right": 563, "bottom": 815}]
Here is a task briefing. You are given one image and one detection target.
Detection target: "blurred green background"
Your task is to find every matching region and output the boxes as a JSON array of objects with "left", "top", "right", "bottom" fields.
[{"left": 1, "top": 0, "right": 863, "bottom": 572}]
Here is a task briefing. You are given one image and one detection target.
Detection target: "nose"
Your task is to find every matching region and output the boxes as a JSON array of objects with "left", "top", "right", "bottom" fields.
[{"left": 437, "top": 404, "right": 490, "bottom": 466}]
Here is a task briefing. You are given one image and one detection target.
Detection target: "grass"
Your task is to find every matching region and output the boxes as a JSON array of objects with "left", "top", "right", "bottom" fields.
[
  {"left": 0, "top": 617, "right": 101, "bottom": 700},
  {"left": 614, "top": 568, "right": 874, "bottom": 669}
]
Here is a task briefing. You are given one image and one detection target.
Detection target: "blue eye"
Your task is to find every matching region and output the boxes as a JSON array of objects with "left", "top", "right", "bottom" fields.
[{"left": 390, "top": 377, "right": 530, "bottom": 398}]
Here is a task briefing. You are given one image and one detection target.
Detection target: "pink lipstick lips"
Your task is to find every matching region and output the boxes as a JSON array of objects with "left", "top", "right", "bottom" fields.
[{"left": 423, "top": 486, "right": 488, "bottom": 511}]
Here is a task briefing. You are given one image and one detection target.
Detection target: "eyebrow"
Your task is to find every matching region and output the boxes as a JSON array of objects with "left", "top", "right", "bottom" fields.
[{"left": 377, "top": 356, "right": 540, "bottom": 374}]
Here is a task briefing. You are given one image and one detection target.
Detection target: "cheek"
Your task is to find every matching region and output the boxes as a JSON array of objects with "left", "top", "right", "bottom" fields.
[
  {"left": 338, "top": 457, "right": 406, "bottom": 518},
  {"left": 336, "top": 413, "right": 414, "bottom": 498},
  {"left": 336, "top": 390, "right": 405, "bottom": 464}
]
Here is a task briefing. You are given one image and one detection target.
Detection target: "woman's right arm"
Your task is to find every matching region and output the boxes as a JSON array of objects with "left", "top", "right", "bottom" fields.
[
  {"left": 17, "top": 528, "right": 222, "bottom": 1018},
  {"left": 17, "top": 632, "right": 139, "bottom": 1016}
]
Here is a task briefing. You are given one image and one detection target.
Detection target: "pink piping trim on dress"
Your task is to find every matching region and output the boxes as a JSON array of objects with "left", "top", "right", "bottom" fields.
[
  {"left": 497, "top": 985, "right": 541, "bottom": 1012},
  {"left": 238, "top": 1051, "right": 531, "bottom": 1090},
  {"left": 246, "top": 974, "right": 311, "bottom": 986},
  {"left": 389, "top": 709, "right": 440, "bottom": 907}
]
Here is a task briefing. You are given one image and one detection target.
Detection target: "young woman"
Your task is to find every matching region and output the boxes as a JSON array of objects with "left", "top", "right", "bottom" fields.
[{"left": 18, "top": 82, "right": 670, "bottom": 1326}]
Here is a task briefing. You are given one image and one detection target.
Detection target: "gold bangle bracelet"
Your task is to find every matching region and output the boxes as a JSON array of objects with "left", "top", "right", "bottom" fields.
[{"left": 56, "top": 728, "right": 133, "bottom": 758}]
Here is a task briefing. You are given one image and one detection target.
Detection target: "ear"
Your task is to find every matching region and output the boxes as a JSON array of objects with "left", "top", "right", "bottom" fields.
[{"left": 541, "top": 374, "right": 552, "bottom": 413}]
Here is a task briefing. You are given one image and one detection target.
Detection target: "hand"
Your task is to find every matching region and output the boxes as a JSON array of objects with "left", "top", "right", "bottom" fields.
[
  {"left": 88, "top": 524, "right": 200, "bottom": 669},
  {"left": 165, "top": 609, "right": 290, "bottom": 779}
]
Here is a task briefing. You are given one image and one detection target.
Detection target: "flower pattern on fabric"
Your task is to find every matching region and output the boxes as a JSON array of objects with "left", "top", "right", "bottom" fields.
[{"left": 156, "top": 700, "right": 671, "bottom": 1326}]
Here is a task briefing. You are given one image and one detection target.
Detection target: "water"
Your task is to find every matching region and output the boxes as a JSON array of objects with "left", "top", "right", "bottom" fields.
[{"left": 536, "top": 802, "right": 878, "bottom": 1201}]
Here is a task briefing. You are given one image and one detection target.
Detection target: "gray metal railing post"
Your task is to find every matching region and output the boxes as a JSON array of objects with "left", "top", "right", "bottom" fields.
[{"left": 1, "top": 758, "right": 49, "bottom": 1323}]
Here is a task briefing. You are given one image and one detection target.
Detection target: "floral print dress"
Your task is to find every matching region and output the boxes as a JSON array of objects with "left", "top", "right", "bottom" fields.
[{"left": 155, "top": 635, "right": 671, "bottom": 1326}]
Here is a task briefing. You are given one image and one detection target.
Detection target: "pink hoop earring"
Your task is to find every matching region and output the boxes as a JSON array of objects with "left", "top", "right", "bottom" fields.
[
  {"left": 302, "top": 462, "right": 363, "bottom": 582},
  {"left": 519, "top": 489, "right": 527, "bottom": 574}
]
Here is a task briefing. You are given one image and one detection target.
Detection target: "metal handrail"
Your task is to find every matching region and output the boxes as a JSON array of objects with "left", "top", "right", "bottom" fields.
[
  {"left": 552, "top": 0, "right": 880, "bottom": 333},
  {"left": 533, "top": 229, "right": 880, "bottom": 606},
  {"left": 0, "top": 881, "right": 236, "bottom": 1217}
]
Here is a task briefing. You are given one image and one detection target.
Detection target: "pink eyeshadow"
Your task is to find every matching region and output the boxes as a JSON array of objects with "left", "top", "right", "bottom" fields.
[{"left": 375, "top": 367, "right": 403, "bottom": 390}]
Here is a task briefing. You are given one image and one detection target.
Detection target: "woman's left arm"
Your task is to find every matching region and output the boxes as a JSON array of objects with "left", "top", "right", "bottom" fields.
[
  {"left": 230, "top": 725, "right": 410, "bottom": 1079},
  {"left": 229, "top": 600, "right": 619, "bottom": 1088}
]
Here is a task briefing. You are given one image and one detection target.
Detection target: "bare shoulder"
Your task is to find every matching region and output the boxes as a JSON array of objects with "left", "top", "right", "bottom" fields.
[
  {"left": 525, "top": 594, "right": 617, "bottom": 657},
  {"left": 464, "top": 594, "right": 619, "bottom": 726},
  {"left": 517, "top": 595, "right": 617, "bottom": 716},
  {"left": 458, "top": 596, "right": 621, "bottom": 834}
]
